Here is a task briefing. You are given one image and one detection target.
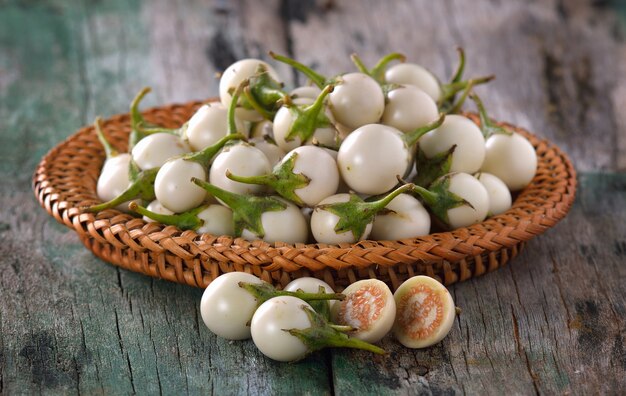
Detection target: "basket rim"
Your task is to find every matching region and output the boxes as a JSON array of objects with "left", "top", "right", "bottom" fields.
[{"left": 32, "top": 99, "right": 577, "bottom": 288}]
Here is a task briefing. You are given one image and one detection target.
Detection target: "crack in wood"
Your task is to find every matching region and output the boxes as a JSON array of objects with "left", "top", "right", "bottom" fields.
[
  {"left": 113, "top": 309, "right": 136, "bottom": 393},
  {"left": 511, "top": 306, "right": 540, "bottom": 395},
  {"left": 549, "top": 251, "right": 573, "bottom": 338},
  {"left": 325, "top": 351, "right": 336, "bottom": 396},
  {"left": 73, "top": 356, "right": 81, "bottom": 396},
  {"left": 151, "top": 337, "right": 163, "bottom": 396},
  {"left": 193, "top": 305, "right": 202, "bottom": 338}
]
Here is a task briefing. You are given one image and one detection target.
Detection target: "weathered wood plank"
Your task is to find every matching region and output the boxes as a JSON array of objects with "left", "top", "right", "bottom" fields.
[
  {"left": 0, "top": 1, "right": 331, "bottom": 394},
  {"left": 328, "top": 173, "right": 626, "bottom": 395},
  {"left": 1, "top": 0, "right": 626, "bottom": 395}
]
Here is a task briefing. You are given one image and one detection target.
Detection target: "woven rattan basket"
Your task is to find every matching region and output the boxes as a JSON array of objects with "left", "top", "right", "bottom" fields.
[{"left": 33, "top": 100, "right": 577, "bottom": 291}]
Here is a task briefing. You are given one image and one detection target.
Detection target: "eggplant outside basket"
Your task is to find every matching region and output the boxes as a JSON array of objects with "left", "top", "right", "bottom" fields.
[{"left": 32, "top": 99, "right": 577, "bottom": 291}]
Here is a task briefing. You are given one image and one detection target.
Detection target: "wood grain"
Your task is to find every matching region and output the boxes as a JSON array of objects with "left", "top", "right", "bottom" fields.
[
  {"left": 329, "top": 173, "right": 626, "bottom": 395},
  {"left": 1, "top": 0, "right": 625, "bottom": 394}
]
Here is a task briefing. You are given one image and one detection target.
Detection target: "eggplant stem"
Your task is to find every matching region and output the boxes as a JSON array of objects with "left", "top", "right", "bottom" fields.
[
  {"left": 94, "top": 117, "right": 118, "bottom": 159},
  {"left": 369, "top": 183, "right": 415, "bottom": 212},
  {"left": 370, "top": 52, "right": 406, "bottom": 81},
  {"left": 185, "top": 133, "right": 245, "bottom": 166},
  {"left": 269, "top": 51, "right": 328, "bottom": 88},
  {"left": 243, "top": 86, "right": 274, "bottom": 121},
  {"left": 130, "top": 87, "right": 152, "bottom": 128},
  {"left": 450, "top": 47, "right": 466, "bottom": 84},
  {"left": 228, "top": 80, "right": 247, "bottom": 135},
  {"left": 225, "top": 170, "right": 271, "bottom": 186},
  {"left": 350, "top": 53, "right": 369, "bottom": 74},
  {"left": 410, "top": 185, "right": 439, "bottom": 207},
  {"left": 403, "top": 113, "right": 446, "bottom": 147},
  {"left": 446, "top": 79, "right": 476, "bottom": 114}
]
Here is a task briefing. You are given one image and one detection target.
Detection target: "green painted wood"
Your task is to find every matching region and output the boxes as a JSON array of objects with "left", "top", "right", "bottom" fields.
[
  {"left": 1, "top": 0, "right": 626, "bottom": 395},
  {"left": 0, "top": 1, "right": 329, "bottom": 395}
]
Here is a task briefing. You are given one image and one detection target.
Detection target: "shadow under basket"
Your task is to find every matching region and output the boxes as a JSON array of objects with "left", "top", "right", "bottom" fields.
[{"left": 32, "top": 100, "right": 577, "bottom": 291}]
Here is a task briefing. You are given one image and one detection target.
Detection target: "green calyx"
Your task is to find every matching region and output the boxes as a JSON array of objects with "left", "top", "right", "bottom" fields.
[
  {"left": 238, "top": 282, "right": 345, "bottom": 308},
  {"left": 285, "top": 84, "right": 335, "bottom": 144},
  {"left": 286, "top": 304, "right": 386, "bottom": 360},
  {"left": 269, "top": 51, "right": 335, "bottom": 88},
  {"left": 90, "top": 132, "right": 242, "bottom": 214},
  {"left": 241, "top": 64, "right": 287, "bottom": 119},
  {"left": 401, "top": 113, "right": 446, "bottom": 148},
  {"left": 226, "top": 152, "right": 311, "bottom": 207},
  {"left": 86, "top": 167, "right": 159, "bottom": 213},
  {"left": 129, "top": 202, "right": 207, "bottom": 230},
  {"left": 318, "top": 183, "right": 415, "bottom": 240},
  {"left": 183, "top": 132, "right": 246, "bottom": 167},
  {"left": 127, "top": 158, "right": 141, "bottom": 183},
  {"left": 470, "top": 92, "right": 513, "bottom": 139},
  {"left": 191, "top": 178, "right": 287, "bottom": 238},
  {"left": 351, "top": 52, "right": 406, "bottom": 85},
  {"left": 413, "top": 144, "right": 456, "bottom": 188},
  {"left": 410, "top": 174, "right": 473, "bottom": 227},
  {"left": 438, "top": 48, "right": 494, "bottom": 113}
]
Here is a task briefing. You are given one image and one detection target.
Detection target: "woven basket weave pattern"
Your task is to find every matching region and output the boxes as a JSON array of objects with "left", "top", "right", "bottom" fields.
[{"left": 33, "top": 101, "right": 577, "bottom": 291}]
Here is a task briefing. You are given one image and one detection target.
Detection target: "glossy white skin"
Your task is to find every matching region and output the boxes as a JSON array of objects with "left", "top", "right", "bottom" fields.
[
  {"left": 311, "top": 194, "right": 373, "bottom": 244},
  {"left": 97, "top": 155, "right": 131, "bottom": 202},
  {"left": 418, "top": 115, "right": 485, "bottom": 175},
  {"left": 370, "top": 194, "right": 431, "bottom": 240},
  {"left": 282, "top": 146, "right": 340, "bottom": 206},
  {"left": 446, "top": 173, "right": 490, "bottom": 229},
  {"left": 337, "top": 124, "right": 410, "bottom": 195},
  {"left": 384, "top": 63, "right": 441, "bottom": 102},
  {"left": 475, "top": 172, "right": 512, "bottom": 216},
  {"left": 330, "top": 279, "right": 396, "bottom": 343},
  {"left": 219, "top": 59, "right": 281, "bottom": 121},
  {"left": 393, "top": 275, "right": 456, "bottom": 348},
  {"left": 143, "top": 200, "right": 174, "bottom": 223},
  {"left": 131, "top": 133, "right": 191, "bottom": 170},
  {"left": 200, "top": 272, "right": 265, "bottom": 340},
  {"left": 250, "top": 137, "right": 285, "bottom": 168},
  {"left": 481, "top": 133, "right": 537, "bottom": 191},
  {"left": 329, "top": 73, "right": 385, "bottom": 130},
  {"left": 240, "top": 199, "right": 308, "bottom": 244},
  {"left": 96, "top": 158, "right": 135, "bottom": 212},
  {"left": 101, "top": 153, "right": 131, "bottom": 176},
  {"left": 284, "top": 277, "right": 334, "bottom": 294},
  {"left": 209, "top": 144, "right": 271, "bottom": 196},
  {"left": 251, "top": 296, "right": 312, "bottom": 362},
  {"left": 154, "top": 158, "right": 207, "bottom": 213},
  {"left": 185, "top": 103, "right": 245, "bottom": 151},
  {"left": 290, "top": 85, "right": 322, "bottom": 100},
  {"left": 382, "top": 86, "right": 439, "bottom": 134},
  {"left": 196, "top": 204, "right": 235, "bottom": 236},
  {"left": 272, "top": 105, "right": 338, "bottom": 152},
  {"left": 284, "top": 277, "right": 337, "bottom": 310}
]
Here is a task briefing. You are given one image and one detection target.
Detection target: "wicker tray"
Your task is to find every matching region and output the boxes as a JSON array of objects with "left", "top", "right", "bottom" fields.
[{"left": 32, "top": 100, "right": 577, "bottom": 291}]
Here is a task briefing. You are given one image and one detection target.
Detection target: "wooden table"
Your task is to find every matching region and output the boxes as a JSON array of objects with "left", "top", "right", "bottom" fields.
[{"left": 1, "top": 0, "right": 625, "bottom": 394}]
